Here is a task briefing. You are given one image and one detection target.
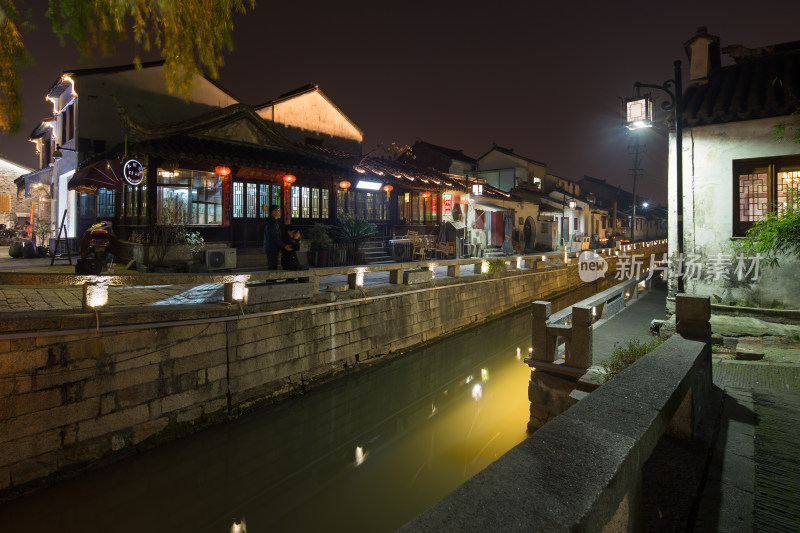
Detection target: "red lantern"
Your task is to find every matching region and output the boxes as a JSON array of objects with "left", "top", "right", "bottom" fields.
[
  {"left": 339, "top": 180, "right": 351, "bottom": 190},
  {"left": 382, "top": 184, "right": 393, "bottom": 193},
  {"left": 215, "top": 165, "right": 231, "bottom": 176},
  {"left": 421, "top": 191, "right": 431, "bottom": 198},
  {"left": 282, "top": 174, "right": 296, "bottom": 184}
]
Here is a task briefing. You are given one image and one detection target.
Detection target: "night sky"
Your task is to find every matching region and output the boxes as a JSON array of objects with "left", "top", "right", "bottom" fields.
[{"left": 4, "top": 0, "right": 800, "bottom": 205}]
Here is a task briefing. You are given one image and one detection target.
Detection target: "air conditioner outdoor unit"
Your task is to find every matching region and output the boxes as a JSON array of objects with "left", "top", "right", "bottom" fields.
[{"left": 205, "top": 248, "right": 237, "bottom": 270}]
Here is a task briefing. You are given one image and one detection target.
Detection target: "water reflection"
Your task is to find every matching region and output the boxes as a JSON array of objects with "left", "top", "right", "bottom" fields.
[{"left": 0, "top": 310, "right": 533, "bottom": 533}]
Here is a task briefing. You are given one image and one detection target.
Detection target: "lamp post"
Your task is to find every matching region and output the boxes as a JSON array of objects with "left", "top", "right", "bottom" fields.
[{"left": 625, "top": 60, "right": 684, "bottom": 293}]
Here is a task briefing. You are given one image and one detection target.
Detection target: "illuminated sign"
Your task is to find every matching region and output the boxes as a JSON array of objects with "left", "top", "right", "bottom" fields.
[
  {"left": 123, "top": 159, "right": 144, "bottom": 186},
  {"left": 356, "top": 180, "right": 382, "bottom": 190},
  {"left": 443, "top": 194, "right": 453, "bottom": 216}
]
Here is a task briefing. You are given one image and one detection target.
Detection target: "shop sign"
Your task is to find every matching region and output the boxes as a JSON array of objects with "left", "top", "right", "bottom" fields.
[
  {"left": 443, "top": 194, "right": 453, "bottom": 216},
  {"left": 123, "top": 159, "right": 144, "bottom": 186}
]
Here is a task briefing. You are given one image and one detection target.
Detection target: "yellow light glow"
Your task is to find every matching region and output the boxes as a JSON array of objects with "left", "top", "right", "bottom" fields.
[
  {"left": 46, "top": 96, "right": 58, "bottom": 114},
  {"left": 471, "top": 383, "right": 483, "bottom": 401},
  {"left": 231, "top": 281, "right": 247, "bottom": 301},
  {"left": 86, "top": 284, "right": 108, "bottom": 308},
  {"left": 481, "top": 368, "right": 490, "bottom": 382},
  {"left": 63, "top": 75, "right": 78, "bottom": 97},
  {"left": 355, "top": 446, "right": 366, "bottom": 466},
  {"left": 481, "top": 260, "right": 489, "bottom": 274},
  {"left": 230, "top": 520, "right": 246, "bottom": 533}
]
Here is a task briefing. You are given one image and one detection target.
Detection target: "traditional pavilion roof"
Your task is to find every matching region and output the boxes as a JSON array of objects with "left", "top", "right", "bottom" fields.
[
  {"left": 412, "top": 141, "right": 477, "bottom": 164},
  {"left": 682, "top": 40, "right": 800, "bottom": 127}
]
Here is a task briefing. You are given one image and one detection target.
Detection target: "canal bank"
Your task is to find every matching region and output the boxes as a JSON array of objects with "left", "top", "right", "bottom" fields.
[{"left": 0, "top": 244, "right": 665, "bottom": 499}]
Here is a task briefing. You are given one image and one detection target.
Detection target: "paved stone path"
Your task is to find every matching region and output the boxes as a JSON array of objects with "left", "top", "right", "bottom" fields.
[{"left": 694, "top": 359, "right": 800, "bottom": 532}]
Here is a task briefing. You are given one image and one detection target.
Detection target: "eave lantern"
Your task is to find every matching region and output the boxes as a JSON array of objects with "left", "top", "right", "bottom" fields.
[
  {"left": 339, "top": 180, "right": 351, "bottom": 191},
  {"left": 568, "top": 200, "right": 577, "bottom": 209},
  {"left": 382, "top": 184, "right": 393, "bottom": 198},
  {"left": 282, "top": 173, "right": 296, "bottom": 184},
  {"left": 215, "top": 165, "right": 231, "bottom": 177}
]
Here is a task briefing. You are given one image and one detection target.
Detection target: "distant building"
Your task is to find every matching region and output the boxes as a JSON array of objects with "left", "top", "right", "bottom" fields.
[
  {"left": 409, "top": 141, "right": 476, "bottom": 176},
  {"left": 476, "top": 144, "right": 546, "bottom": 192},
  {"left": 670, "top": 28, "right": 800, "bottom": 306}
]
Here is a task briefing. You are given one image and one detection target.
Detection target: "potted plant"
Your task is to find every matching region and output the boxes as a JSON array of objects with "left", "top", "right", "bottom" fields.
[
  {"left": 308, "top": 222, "right": 332, "bottom": 267},
  {"left": 331, "top": 214, "right": 377, "bottom": 265},
  {"left": 33, "top": 216, "right": 51, "bottom": 256}
]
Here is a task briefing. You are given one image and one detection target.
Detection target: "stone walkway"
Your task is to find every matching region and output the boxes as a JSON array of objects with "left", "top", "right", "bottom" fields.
[{"left": 693, "top": 357, "right": 800, "bottom": 532}]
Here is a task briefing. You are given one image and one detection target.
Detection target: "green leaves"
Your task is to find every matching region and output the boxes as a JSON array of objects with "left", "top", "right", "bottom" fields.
[
  {"left": 736, "top": 194, "right": 800, "bottom": 269},
  {"left": 601, "top": 336, "right": 665, "bottom": 382},
  {"left": 0, "top": 0, "right": 253, "bottom": 133},
  {"left": 331, "top": 214, "right": 377, "bottom": 249}
]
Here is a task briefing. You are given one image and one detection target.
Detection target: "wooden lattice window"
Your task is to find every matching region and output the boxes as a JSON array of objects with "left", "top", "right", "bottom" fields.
[{"left": 734, "top": 156, "right": 800, "bottom": 236}]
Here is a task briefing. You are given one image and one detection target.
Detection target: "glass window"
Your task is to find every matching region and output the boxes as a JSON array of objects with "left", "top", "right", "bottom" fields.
[
  {"left": 337, "top": 189, "right": 346, "bottom": 217},
  {"left": 321, "top": 189, "right": 329, "bottom": 218},
  {"left": 301, "top": 187, "right": 310, "bottom": 218},
  {"left": 232, "top": 181, "right": 243, "bottom": 218},
  {"left": 291, "top": 186, "right": 300, "bottom": 218},
  {"left": 311, "top": 188, "right": 320, "bottom": 218},
  {"left": 246, "top": 183, "right": 258, "bottom": 218},
  {"left": 734, "top": 157, "right": 800, "bottom": 236},
  {"left": 97, "top": 189, "right": 115, "bottom": 217},
  {"left": 159, "top": 169, "right": 224, "bottom": 225},
  {"left": 259, "top": 184, "right": 270, "bottom": 218}
]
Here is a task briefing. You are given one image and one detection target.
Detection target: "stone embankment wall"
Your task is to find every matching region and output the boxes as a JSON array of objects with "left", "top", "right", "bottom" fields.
[{"left": 0, "top": 244, "right": 664, "bottom": 496}]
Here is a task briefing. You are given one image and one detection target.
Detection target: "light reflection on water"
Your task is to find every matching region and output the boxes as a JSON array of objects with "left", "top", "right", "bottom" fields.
[{"left": 0, "top": 310, "right": 533, "bottom": 533}]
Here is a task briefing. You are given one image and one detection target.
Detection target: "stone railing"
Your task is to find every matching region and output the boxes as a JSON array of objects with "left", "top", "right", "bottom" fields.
[
  {"left": 529, "top": 269, "right": 662, "bottom": 375},
  {"left": 0, "top": 240, "right": 667, "bottom": 313},
  {"left": 400, "top": 295, "right": 713, "bottom": 532}
]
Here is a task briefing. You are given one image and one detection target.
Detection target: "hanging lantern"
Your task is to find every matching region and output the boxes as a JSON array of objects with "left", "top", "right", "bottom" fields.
[
  {"left": 339, "top": 180, "right": 351, "bottom": 190},
  {"left": 282, "top": 173, "right": 296, "bottom": 184},
  {"left": 215, "top": 165, "right": 231, "bottom": 176},
  {"left": 421, "top": 191, "right": 431, "bottom": 198},
  {"left": 382, "top": 184, "right": 393, "bottom": 199}
]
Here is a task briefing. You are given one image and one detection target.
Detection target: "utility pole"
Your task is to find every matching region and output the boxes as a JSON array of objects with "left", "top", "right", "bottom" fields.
[{"left": 628, "top": 137, "right": 645, "bottom": 243}]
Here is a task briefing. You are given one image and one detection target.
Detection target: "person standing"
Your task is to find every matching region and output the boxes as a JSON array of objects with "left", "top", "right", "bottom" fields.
[{"left": 263, "top": 204, "right": 292, "bottom": 270}]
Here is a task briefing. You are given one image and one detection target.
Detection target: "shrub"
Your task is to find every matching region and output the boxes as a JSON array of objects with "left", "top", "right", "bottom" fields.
[{"left": 601, "top": 336, "right": 665, "bottom": 382}]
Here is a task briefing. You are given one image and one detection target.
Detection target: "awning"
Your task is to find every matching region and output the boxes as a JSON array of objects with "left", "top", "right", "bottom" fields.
[
  {"left": 473, "top": 201, "right": 512, "bottom": 212},
  {"left": 446, "top": 220, "right": 466, "bottom": 230},
  {"left": 15, "top": 167, "right": 52, "bottom": 197},
  {"left": 68, "top": 159, "right": 123, "bottom": 195}
]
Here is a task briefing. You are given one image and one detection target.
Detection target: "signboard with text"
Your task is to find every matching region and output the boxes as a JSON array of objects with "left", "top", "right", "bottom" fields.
[{"left": 443, "top": 194, "right": 452, "bottom": 216}]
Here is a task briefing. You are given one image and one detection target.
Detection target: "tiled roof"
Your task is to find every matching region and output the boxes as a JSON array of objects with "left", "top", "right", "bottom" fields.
[
  {"left": 477, "top": 144, "right": 547, "bottom": 167},
  {"left": 354, "top": 157, "right": 509, "bottom": 199},
  {"left": 133, "top": 135, "right": 351, "bottom": 176},
  {"left": 682, "top": 42, "right": 800, "bottom": 126},
  {"left": 412, "top": 141, "right": 477, "bottom": 164}
]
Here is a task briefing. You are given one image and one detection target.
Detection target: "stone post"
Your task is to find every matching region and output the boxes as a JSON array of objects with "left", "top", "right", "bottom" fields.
[
  {"left": 566, "top": 305, "right": 593, "bottom": 369},
  {"left": 675, "top": 295, "right": 711, "bottom": 343},
  {"left": 530, "top": 301, "right": 553, "bottom": 363},
  {"left": 447, "top": 264, "right": 460, "bottom": 278},
  {"left": 389, "top": 268, "right": 401, "bottom": 284}
]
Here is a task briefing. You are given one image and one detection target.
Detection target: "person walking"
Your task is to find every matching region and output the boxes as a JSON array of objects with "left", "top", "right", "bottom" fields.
[{"left": 263, "top": 204, "right": 292, "bottom": 270}]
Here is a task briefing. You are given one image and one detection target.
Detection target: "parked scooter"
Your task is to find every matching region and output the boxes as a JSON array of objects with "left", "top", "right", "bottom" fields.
[{"left": 76, "top": 221, "right": 119, "bottom": 274}]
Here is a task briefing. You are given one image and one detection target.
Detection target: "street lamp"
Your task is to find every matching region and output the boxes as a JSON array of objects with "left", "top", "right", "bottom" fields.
[{"left": 625, "top": 60, "right": 684, "bottom": 293}]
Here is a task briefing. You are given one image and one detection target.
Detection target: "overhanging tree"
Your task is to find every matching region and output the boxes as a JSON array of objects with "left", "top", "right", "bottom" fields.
[{"left": 0, "top": 0, "right": 254, "bottom": 133}]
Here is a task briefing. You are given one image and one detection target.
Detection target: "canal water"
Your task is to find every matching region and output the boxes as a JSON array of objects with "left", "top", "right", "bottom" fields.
[{"left": 0, "top": 309, "right": 534, "bottom": 533}]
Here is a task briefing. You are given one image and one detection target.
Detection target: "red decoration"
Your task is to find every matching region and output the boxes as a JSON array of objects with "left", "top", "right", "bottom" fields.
[
  {"left": 282, "top": 173, "right": 296, "bottom": 184},
  {"left": 339, "top": 180, "right": 351, "bottom": 190},
  {"left": 421, "top": 191, "right": 431, "bottom": 198},
  {"left": 215, "top": 165, "right": 231, "bottom": 176},
  {"left": 382, "top": 184, "right": 393, "bottom": 193}
]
